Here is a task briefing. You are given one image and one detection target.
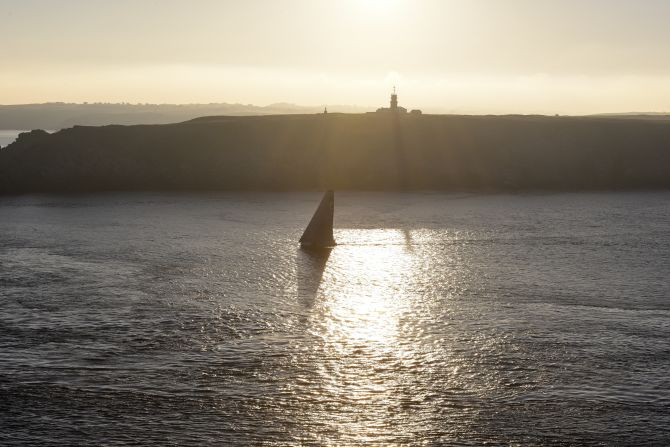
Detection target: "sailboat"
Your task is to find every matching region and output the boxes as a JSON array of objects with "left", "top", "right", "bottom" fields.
[{"left": 300, "top": 190, "right": 336, "bottom": 249}]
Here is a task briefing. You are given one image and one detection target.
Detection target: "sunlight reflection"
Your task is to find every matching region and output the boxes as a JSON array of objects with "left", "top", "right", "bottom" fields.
[
  {"left": 290, "top": 227, "right": 481, "bottom": 443},
  {"left": 300, "top": 229, "right": 422, "bottom": 442},
  {"left": 319, "top": 229, "right": 413, "bottom": 347}
]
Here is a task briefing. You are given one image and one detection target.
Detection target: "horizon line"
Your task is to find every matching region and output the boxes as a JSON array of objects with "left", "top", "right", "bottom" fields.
[{"left": 1, "top": 101, "right": 669, "bottom": 117}]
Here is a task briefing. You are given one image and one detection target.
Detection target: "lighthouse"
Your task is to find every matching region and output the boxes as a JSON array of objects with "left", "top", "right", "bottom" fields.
[
  {"left": 375, "top": 86, "right": 421, "bottom": 114},
  {"left": 390, "top": 86, "right": 399, "bottom": 110}
]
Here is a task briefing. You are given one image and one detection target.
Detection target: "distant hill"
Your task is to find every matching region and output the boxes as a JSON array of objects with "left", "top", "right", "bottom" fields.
[
  {"left": 0, "top": 102, "right": 369, "bottom": 130},
  {"left": 589, "top": 112, "right": 670, "bottom": 120},
  {"left": 1, "top": 113, "right": 670, "bottom": 194}
]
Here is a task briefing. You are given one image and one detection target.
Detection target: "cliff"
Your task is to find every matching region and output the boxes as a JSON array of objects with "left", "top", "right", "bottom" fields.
[
  {"left": 0, "top": 102, "right": 368, "bottom": 130},
  {"left": 1, "top": 113, "right": 669, "bottom": 194}
]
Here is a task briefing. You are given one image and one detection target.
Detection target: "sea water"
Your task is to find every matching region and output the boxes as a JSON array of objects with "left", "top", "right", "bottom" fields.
[
  {"left": 0, "top": 130, "right": 27, "bottom": 148},
  {"left": 0, "top": 192, "right": 669, "bottom": 445}
]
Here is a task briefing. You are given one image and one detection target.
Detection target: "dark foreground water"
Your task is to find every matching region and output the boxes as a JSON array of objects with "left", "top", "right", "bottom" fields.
[{"left": 0, "top": 192, "right": 669, "bottom": 445}]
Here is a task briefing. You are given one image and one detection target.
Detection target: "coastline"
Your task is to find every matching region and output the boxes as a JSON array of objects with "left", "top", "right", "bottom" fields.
[{"left": 2, "top": 113, "right": 670, "bottom": 195}]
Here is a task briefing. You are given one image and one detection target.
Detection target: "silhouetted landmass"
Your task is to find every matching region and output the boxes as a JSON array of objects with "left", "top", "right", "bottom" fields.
[
  {"left": 589, "top": 113, "right": 670, "bottom": 121},
  {"left": 0, "top": 102, "right": 368, "bottom": 130},
  {"left": 1, "top": 113, "right": 670, "bottom": 194}
]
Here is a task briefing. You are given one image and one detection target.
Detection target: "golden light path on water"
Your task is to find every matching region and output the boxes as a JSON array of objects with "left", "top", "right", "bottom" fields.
[
  {"left": 295, "top": 228, "right": 469, "bottom": 444},
  {"left": 321, "top": 231, "right": 411, "bottom": 348}
]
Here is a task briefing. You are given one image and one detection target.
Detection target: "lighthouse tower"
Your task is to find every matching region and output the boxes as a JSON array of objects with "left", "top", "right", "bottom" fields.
[
  {"left": 390, "top": 86, "right": 398, "bottom": 110},
  {"left": 374, "top": 86, "right": 412, "bottom": 114}
]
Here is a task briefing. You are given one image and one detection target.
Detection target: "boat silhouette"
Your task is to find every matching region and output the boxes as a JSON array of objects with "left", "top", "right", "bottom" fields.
[{"left": 300, "top": 190, "right": 336, "bottom": 249}]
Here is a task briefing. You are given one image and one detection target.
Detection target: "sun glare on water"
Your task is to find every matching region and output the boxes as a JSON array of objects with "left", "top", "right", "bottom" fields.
[{"left": 292, "top": 227, "right": 465, "bottom": 441}]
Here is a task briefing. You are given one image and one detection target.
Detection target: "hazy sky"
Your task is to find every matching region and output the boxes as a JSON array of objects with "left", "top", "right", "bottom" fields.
[{"left": 2, "top": 0, "right": 670, "bottom": 114}]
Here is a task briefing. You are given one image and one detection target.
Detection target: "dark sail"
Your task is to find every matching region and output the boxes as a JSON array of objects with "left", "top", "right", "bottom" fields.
[{"left": 300, "top": 191, "right": 336, "bottom": 248}]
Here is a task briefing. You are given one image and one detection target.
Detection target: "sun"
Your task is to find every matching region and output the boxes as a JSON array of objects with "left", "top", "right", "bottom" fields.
[{"left": 358, "top": 0, "right": 403, "bottom": 17}]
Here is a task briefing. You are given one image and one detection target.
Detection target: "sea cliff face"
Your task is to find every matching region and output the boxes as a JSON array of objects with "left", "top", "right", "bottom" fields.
[{"left": 1, "top": 114, "right": 669, "bottom": 194}]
